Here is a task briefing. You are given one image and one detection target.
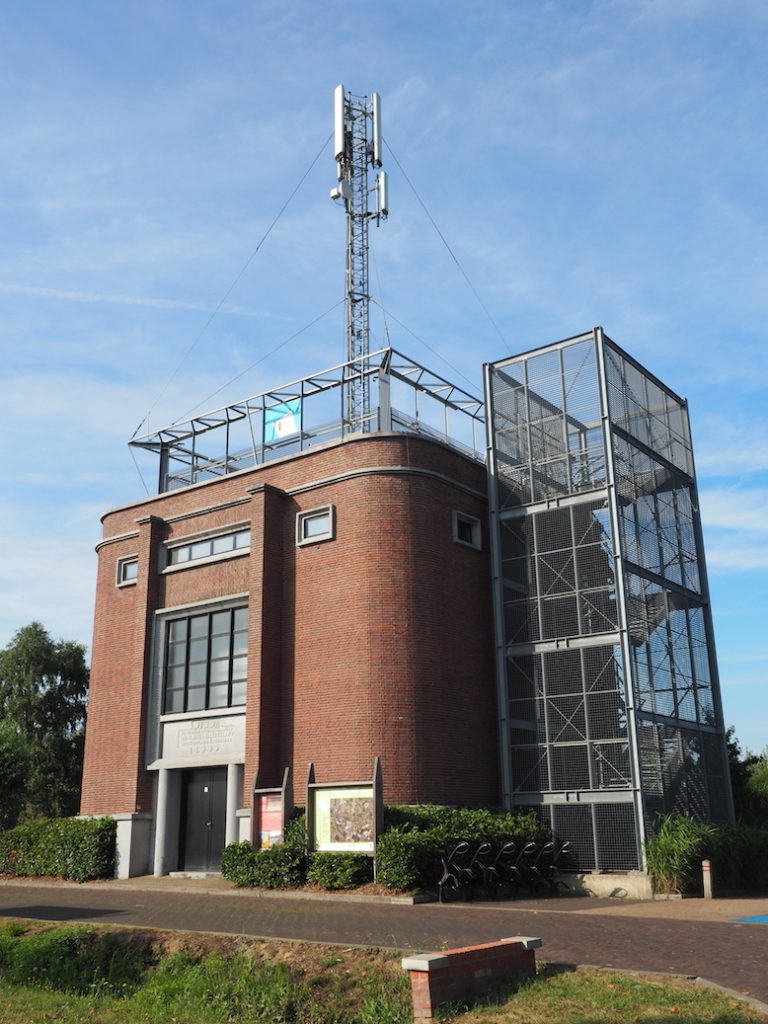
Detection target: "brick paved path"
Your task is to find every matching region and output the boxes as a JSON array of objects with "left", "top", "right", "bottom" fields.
[{"left": 1, "top": 882, "right": 767, "bottom": 1007}]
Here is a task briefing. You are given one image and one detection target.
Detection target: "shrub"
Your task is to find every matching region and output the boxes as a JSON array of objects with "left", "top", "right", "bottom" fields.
[
  {"left": 384, "top": 804, "right": 548, "bottom": 845},
  {"left": 219, "top": 841, "right": 261, "bottom": 887},
  {"left": 377, "top": 805, "right": 550, "bottom": 892},
  {"left": 221, "top": 811, "right": 308, "bottom": 889},
  {"left": 706, "top": 822, "right": 768, "bottom": 892},
  {"left": 221, "top": 840, "right": 307, "bottom": 889},
  {"left": 0, "top": 817, "right": 116, "bottom": 882},
  {"left": 644, "top": 815, "right": 716, "bottom": 894},
  {"left": 375, "top": 829, "right": 441, "bottom": 891},
  {"left": 307, "top": 852, "right": 372, "bottom": 890},
  {"left": 646, "top": 814, "right": 768, "bottom": 894}
]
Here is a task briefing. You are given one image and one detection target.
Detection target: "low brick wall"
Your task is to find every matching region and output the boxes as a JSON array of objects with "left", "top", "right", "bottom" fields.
[{"left": 401, "top": 935, "right": 542, "bottom": 1019}]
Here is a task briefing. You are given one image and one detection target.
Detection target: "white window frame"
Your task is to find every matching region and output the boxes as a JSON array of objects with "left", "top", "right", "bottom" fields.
[
  {"left": 452, "top": 510, "right": 482, "bottom": 550},
  {"left": 163, "top": 522, "right": 251, "bottom": 573},
  {"left": 116, "top": 555, "right": 139, "bottom": 587},
  {"left": 296, "top": 504, "right": 335, "bottom": 546}
]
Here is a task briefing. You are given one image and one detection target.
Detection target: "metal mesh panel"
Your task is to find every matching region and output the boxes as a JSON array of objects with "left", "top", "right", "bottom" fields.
[
  {"left": 510, "top": 745, "right": 549, "bottom": 792},
  {"left": 637, "top": 723, "right": 666, "bottom": 820},
  {"left": 548, "top": 696, "right": 587, "bottom": 743},
  {"left": 583, "top": 645, "right": 625, "bottom": 694},
  {"left": 551, "top": 804, "right": 595, "bottom": 870},
  {"left": 637, "top": 721, "right": 727, "bottom": 823},
  {"left": 489, "top": 342, "right": 607, "bottom": 505},
  {"left": 683, "top": 731, "right": 710, "bottom": 820},
  {"left": 604, "top": 343, "right": 692, "bottom": 477},
  {"left": 591, "top": 742, "right": 632, "bottom": 789},
  {"left": 544, "top": 648, "right": 582, "bottom": 696},
  {"left": 594, "top": 803, "right": 640, "bottom": 869},
  {"left": 613, "top": 434, "right": 701, "bottom": 593},
  {"left": 509, "top": 643, "right": 633, "bottom": 797},
  {"left": 626, "top": 571, "right": 714, "bottom": 727},
  {"left": 587, "top": 691, "right": 627, "bottom": 739},
  {"left": 505, "top": 597, "right": 539, "bottom": 645},
  {"left": 539, "top": 548, "right": 576, "bottom": 595},
  {"left": 550, "top": 744, "right": 591, "bottom": 790},
  {"left": 702, "top": 732, "right": 730, "bottom": 822}
]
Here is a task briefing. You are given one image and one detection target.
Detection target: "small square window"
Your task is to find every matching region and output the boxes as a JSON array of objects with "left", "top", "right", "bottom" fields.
[
  {"left": 452, "top": 511, "right": 482, "bottom": 550},
  {"left": 296, "top": 505, "right": 335, "bottom": 546},
  {"left": 116, "top": 556, "right": 139, "bottom": 586}
]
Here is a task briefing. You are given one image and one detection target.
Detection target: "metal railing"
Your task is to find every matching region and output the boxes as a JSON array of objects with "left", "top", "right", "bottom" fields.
[{"left": 130, "top": 348, "right": 485, "bottom": 493}]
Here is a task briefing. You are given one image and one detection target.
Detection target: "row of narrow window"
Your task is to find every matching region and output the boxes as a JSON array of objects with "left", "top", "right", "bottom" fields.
[
  {"left": 117, "top": 507, "right": 481, "bottom": 588},
  {"left": 116, "top": 506, "right": 339, "bottom": 587}
]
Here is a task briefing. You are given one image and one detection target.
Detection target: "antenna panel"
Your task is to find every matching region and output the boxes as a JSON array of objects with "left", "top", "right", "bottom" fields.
[
  {"left": 377, "top": 171, "right": 389, "bottom": 217},
  {"left": 371, "top": 92, "right": 382, "bottom": 166},
  {"left": 333, "top": 84, "right": 346, "bottom": 161}
]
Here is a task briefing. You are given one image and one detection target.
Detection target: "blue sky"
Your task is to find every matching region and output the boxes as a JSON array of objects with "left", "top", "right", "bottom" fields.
[{"left": 1, "top": 1, "right": 766, "bottom": 753}]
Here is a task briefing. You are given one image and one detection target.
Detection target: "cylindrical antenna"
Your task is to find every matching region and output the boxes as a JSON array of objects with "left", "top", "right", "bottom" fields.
[
  {"left": 371, "top": 92, "right": 382, "bottom": 167},
  {"left": 333, "top": 83, "right": 346, "bottom": 163},
  {"left": 377, "top": 171, "right": 389, "bottom": 218}
]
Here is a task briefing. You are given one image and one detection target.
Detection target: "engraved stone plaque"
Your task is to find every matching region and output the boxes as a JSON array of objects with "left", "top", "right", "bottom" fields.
[{"left": 162, "top": 715, "right": 244, "bottom": 763}]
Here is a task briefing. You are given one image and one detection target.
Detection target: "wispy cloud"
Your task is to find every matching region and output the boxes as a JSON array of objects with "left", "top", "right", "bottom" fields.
[
  {"left": 700, "top": 488, "right": 768, "bottom": 533},
  {"left": 0, "top": 281, "right": 270, "bottom": 317},
  {"left": 699, "top": 487, "right": 768, "bottom": 570},
  {"left": 694, "top": 416, "right": 768, "bottom": 476},
  {"left": 706, "top": 543, "right": 768, "bottom": 571}
]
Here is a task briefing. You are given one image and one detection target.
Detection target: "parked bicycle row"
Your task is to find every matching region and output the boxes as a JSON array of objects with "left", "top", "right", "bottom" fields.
[{"left": 437, "top": 839, "right": 575, "bottom": 902}]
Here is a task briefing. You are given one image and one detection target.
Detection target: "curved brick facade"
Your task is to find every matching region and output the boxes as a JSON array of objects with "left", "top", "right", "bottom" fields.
[{"left": 80, "top": 433, "right": 500, "bottom": 873}]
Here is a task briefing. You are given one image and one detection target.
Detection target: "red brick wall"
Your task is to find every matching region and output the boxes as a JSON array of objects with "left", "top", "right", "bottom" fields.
[{"left": 80, "top": 434, "right": 499, "bottom": 816}]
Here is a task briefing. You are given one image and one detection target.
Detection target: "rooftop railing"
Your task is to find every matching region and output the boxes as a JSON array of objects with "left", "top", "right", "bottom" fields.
[{"left": 130, "top": 348, "right": 485, "bottom": 493}]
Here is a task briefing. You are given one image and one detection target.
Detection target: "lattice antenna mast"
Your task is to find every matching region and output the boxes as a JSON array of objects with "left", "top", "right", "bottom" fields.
[{"left": 331, "top": 84, "right": 389, "bottom": 431}]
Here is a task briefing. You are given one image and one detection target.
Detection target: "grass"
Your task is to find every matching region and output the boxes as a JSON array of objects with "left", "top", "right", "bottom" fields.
[
  {"left": 0, "top": 921, "right": 411, "bottom": 1023},
  {"left": 0, "top": 921, "right": 764, "bottom": 1024},
  {"left": 437, "top": 964, "right": 767, "bottom": 1023}
]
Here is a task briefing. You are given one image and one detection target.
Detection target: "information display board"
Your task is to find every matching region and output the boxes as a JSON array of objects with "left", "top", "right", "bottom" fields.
[
  {"left": 312, "top": 785, "right": 375, "bottom": 853},
  {"left": 255, "top": 792, "right": 284, "bottom": 849},
  {"left": 306, "top": 758, "right": 383, "bottom": 858}
]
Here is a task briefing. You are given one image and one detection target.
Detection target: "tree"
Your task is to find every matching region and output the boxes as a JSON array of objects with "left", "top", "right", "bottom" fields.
[
  {"left": 745, "top": 751, "right": 768, "bottom": 826},
  {"left": 726, "top": 727, "right": 768, "bottom": 826},
  {"left": 0, "top": 622, "right": 88, "bottom": 822},
  {"left": 0, "top": 720, "right": 30, "bottom": 828}
]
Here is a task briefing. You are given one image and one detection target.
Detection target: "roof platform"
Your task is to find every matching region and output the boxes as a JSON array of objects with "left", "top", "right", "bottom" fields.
[{"left": 130, "top": 348, "right": 485, "bottom": 493}]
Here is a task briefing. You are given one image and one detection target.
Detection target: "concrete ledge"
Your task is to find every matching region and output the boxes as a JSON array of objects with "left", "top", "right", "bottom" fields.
[
  {"left": 401, "top": 953, "right": 450, "bottom": 972},
  {"left": 503, "top": 935, "right": 543, "bottom": 950},
  {"left": 402, "top": 936, "right": 541, "bottom": 1019},
  {"left": 558, "top": 870, "right": 653, "bottom": 900}
]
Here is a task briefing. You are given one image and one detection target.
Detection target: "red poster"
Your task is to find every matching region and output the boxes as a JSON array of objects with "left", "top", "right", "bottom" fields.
[{"left": 257, "top": 793, "right": 284, "bottom": 848}]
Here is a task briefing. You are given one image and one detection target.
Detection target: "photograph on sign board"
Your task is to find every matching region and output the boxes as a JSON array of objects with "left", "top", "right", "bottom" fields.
[{"left": 330, "top": 795, "right": 374, "bottom": 844}]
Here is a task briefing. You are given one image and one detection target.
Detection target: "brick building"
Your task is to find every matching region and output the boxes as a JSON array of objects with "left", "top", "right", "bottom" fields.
[{"left": 80, "top": 351, "right": 499, "bottom": 876}]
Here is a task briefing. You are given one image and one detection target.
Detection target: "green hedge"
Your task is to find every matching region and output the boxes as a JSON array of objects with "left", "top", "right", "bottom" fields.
[
  {"left": 375, "top": 830, "right": 441, "bottom": 891},
  {"left": 384, "top": 804, "right": 548, "bottom": 844},
  {"left": 377, "top": 806, "right": 550, "bottom": 892},
  {"left": 221, "top": 805, "right": 550, "bottom": 893},
  {"left": 0, "top": 817, "right": 116, "bottom": 882},
  {"left": 645, "top": 815, "right": 768, "bottom": 894},
  {"left": 221, "top": 812, "right": 308, "bottom": 889},
  {"left": 306, "top": 852, "right": 372, "bottom": 890}
]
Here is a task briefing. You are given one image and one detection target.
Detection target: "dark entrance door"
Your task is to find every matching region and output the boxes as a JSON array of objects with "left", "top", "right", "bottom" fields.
[{"left": 180, "top": 767, "right": 227, "bottom": 871}]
